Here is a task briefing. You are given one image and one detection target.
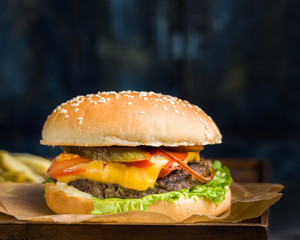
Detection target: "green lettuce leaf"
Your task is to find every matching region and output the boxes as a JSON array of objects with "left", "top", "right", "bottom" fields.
[{"left": 91, "top": 161, "right": 232, "bottom": 215}]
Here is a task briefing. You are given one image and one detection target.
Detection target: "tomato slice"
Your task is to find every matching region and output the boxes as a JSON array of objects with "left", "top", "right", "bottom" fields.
[
  {"left": 48, "top": 153, "right": 91, "bottom": 178},
  {"left": 147, "top": 148, "right": 188, "bottom": 178},
  {"left": 123, "top": 159, "right": 154, "bottom": 168}
]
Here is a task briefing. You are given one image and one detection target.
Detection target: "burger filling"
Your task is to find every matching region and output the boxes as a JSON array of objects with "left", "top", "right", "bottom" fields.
[
  {"left": 46, "top": 146, "right": 232, "bottom": 214},
  {"left": 68, "top": 160, "right": 212, "bottom": 199},
  {"left": 47, "top": 146, "right": 213, "bottom": 191}
]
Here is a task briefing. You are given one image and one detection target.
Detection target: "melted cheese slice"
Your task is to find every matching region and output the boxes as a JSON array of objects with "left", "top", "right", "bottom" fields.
[{"left": 57, "top": 152, "right": 199, "bottom": 191}]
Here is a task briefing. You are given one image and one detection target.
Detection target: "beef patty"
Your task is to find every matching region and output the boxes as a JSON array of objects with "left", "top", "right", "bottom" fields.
[{"left": 69, "top": 159, "right": 212, "bottom": 199}]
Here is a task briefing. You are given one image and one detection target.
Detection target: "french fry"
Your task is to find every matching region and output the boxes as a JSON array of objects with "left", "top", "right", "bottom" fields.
[
  {"left": 11, "top": 153, "right": 51, "bottom": 176},
  {"left": 0, "top": 167, "right": 5, "bottom": 182},
  {"left": 0, "top": 151, "right": 43, "bottom": 183},
  {"left": 1, "top": 170, "right": 27, "bottom": 183},
  {"left": 0, "top": 175, "right": 5, "bottom": 182}
]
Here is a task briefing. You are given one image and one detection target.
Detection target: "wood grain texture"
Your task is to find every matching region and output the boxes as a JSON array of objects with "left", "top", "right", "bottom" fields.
[{"left": 0, "top": 222, "right": 268, "bottom": 240}]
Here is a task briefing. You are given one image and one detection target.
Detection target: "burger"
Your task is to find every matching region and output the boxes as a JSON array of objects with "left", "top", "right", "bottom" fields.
[{"left": 41, "top": 91, "right": 232, "bottom": 221}]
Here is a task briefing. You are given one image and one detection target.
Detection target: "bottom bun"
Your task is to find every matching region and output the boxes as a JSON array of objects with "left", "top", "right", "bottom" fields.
[
  {"left": 147, "top": 189, "right": 231, "bottom": 221},
  {"left": 44, "top": 183, "right": 231, "bottom": 221}
]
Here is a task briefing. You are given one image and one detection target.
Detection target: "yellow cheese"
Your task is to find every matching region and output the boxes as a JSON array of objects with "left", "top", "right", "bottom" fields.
[
  {"left": 188, "top": 152, "right": 200, "bottom": 162},
  {"left": 57, "top": 152, "right": 200, "bottom": 191}
]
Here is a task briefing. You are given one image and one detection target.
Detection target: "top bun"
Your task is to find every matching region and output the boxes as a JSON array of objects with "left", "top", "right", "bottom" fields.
[{"left": 41, "top": 91, "right": 222, "bottom": 147}]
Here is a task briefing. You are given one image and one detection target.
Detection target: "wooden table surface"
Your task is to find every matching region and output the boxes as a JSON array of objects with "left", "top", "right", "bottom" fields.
[{"left": 0, "top": 158, "right": 270, "bottom": 240}]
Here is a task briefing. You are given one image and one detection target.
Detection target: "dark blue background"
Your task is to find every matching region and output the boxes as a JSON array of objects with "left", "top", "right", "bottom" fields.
[{"left": 0, "top": 1, "right": 299, "bottom": 238}]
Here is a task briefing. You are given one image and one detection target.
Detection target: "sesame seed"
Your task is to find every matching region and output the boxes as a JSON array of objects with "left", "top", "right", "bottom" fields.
[
  {"left": 144, "top": 97, "right": 148, "bottom": 100},
  {"left": 154, "top": 99, "right": 159, "bottom": 102},
  {"left": 77, "top": 117, "right": 83, "bottom": 120},
  {"left": 74, "top": 108, "right": 79, "bottom": 112},
  {"left": 94, "top": 101, "right": 97, "bottom": 105},
  {"left": 128, "top": 102, "right": 132, "bottom": 105},
  {"left": 175, "top": 109, "right": 179, "bottom": 114},
  {"left": 89, "top": 100, "right": 93, "bottom": 103},
  {"left": 98, "top": 97, "right": 106, "bottom": 103},
  {"left": 139, "top": 92, "right": 147, "bottom": 97},
  {"left": 60, "top": 109, "right": 67, "bottom": 114},
  {"left": 65, "top": 115, "right": 69, "bottom": 119},
  {"left": 164, "top": 106, "right": 168, "bottom": 110},
  {"left": 181, "top": 112, "right": 185, "bottom": 116},
  {"left": 57, "top": 106, "right": 62, "bottom": 110},
  {"left": 182, "top": 103, "right": 186, "bottom": 106},
  {"left": 212, "top": 124, "right": 218, "bottom": 132},
  {"left": 172, "top": 105, "right": 176, "bottom": 108},
  {"left": 139, "top": 111, "right": 145, "bottom": 115},
  {"left": 124, "top": 90, "right": 132, "bottom": 94},
  {"left": 79, "top": 120, "right": 83, "bottom": 126},
  {"left": 107, "top": 98, "right": 110, "bottom": 100},
  {"left": 199, "top": 117, "right": 209, "bottom": 130},
  {"left": 195, "top": 112, "right": 198, "bottom": 115}
]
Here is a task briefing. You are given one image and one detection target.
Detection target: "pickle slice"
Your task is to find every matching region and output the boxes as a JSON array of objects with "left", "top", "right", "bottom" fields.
[{"left": 62, "top": 146, "right": 150, "bottom": 162}]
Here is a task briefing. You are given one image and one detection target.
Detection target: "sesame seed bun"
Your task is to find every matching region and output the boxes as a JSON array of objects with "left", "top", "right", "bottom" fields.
[
  {"left": 41, "top": 91, "right": 222, "bottom": 147},
  {"left": 44, "top": 183, "right": 231, "bottom": 221}
]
